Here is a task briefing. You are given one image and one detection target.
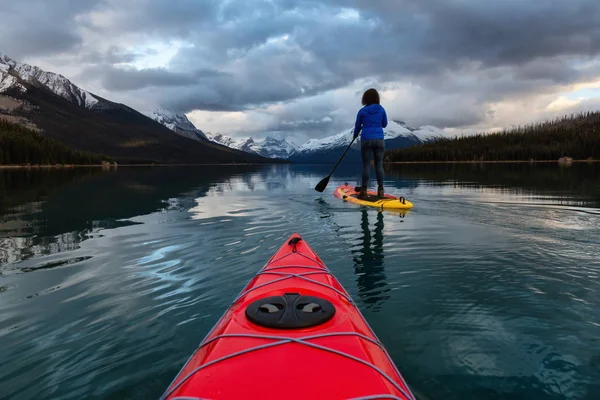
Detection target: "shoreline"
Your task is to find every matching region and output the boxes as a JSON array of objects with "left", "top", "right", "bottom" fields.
[
  {"left": 386, "top": 159, "right": 597, "bottom": 165},
  {"left": 0, "top": 162, "right": 284, "bottom": 169},
  {"left": 1, "top": 159, "right": 597, "bottom": 169}
]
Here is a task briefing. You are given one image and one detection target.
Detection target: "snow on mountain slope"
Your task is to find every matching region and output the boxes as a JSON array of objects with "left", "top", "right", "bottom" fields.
[
  {"left": 230, "top": 137, "right": 260, "bottom": 153},
  {"left": 206, "top": 119, "right": 447, "bottom": 162},
  {"left": 206, "top": 132, "right": 235, "bottom": 147},
  {"left": 144, "top": 107, "right": 207, "bottom": 141},
  {"left": 295, "top": 130, "right": 353, "bottom": 154},
  {"left": 206, "top": 133, "right": 253, "bottom": 151},
  {"left": 0, "top": 53, "right": 98, "bottom": 108},
  {"left": 294, "top": 120, "right": 428, "bottom": 154},
  {"left": 0, "top": 73, "right": 25, "bottom": 94},
  {"left": 290, "top": 120, "right": 449, "bottom": 163},
  {"left": 411, "top": 125, "right": 446, "bottom": 142},
  {"left": 206, "top": 133, "right": 296, "bottom": 159},
  {"left": 259, "top": 137, "right": 297, "bottom": 159},
  {"left": 0, "top": 59, "right": 26, "bottom": 94}
]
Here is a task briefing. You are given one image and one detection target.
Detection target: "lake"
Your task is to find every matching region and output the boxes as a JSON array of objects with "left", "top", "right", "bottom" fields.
[{"left": 1, "top": 163, "right": 599, "bottom": 400}]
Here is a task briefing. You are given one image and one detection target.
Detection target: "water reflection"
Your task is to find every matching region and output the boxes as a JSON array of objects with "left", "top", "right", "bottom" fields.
[
  {"left": 352, "top": 209, "right": 390, "bottom": 311},
  {"left": 0, "top": 166, "right": 266, "bottom": 267},
  {"left": 384, "top": 162, "right": 600, "bottom": 208},
  {"left": 1, "top": 163, "right": 599, "bottom": 400}
]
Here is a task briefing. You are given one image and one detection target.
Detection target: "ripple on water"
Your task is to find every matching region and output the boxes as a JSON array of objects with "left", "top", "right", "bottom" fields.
[{"left": 1, "top": 166, "right": 600, "bottom": 400}]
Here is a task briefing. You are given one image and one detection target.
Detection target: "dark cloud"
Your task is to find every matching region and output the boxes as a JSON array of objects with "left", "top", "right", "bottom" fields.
[
  {"left": 2, "top": 0, "right": 600, "bottom": 135},
  {"left": 120, "top": 0, "right": 598, "bottom": 114},
  {"left": 92, "top": 66, "right": 232, "bottom": 91},
  {"left": 99, "top": 68, "right": 198, "bottom": 91},
  {"left": 0, "top": 28, "right": 82, "bottom": 58},
  {"left": 0, "top": 0, "right": 102, "bottom": 59},
  {"left": 429, "top": 1, "right": 600, "bottom": 66},
  {"left": 79, "top": 47, "right": 139, "bottom": 65},
  {"left": 515, "top": 59, "right": 580, "bottom": 84}
]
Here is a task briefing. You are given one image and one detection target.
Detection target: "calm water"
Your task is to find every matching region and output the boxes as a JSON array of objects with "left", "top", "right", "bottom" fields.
[{"left": 1, "top": 163, "right": 599, "bottom": 400}]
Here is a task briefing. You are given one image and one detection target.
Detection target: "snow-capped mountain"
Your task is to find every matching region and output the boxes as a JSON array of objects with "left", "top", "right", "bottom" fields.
[
  {"left": 260, "top": 136, "right": 297, "bottom": 159},
  {"left": 205, "top": 120, "right": 446, "bottom": 163},
  {"left": 391, "top": 120, "right": 446, "bottom": 142},
  {"left": 231, "top": 137, "right": 262, "bottom": 154},
  {"left": 206, "top": 132, "right": 236, "bottom": 148},
  {"left": 0, "top": 53, "right": 272, "bottom": 165},
  {"left": 0, "top": 61, "right": 26, "bottom": 94},
  {"left": 0, "top": 53, "right": 99, "bottom": 108},
  {"left": 289, "top": 120, "right": 446, "bottom": 163},
  {"left": 206, "top": 133, "right": 297, "bottom": 159},
  {"left": 294, "top": 130, "right": 355, "bottom": 154},
  {"left": 144, "top": 107, "right": 207, "bottom": 141}
]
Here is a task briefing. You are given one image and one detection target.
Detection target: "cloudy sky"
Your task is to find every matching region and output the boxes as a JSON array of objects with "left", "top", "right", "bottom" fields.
[{"left": 1, "top": 0, "right": 600, "bottom": 142}]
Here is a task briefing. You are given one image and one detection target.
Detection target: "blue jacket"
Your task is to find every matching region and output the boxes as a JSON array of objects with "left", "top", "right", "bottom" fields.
[{"left": 353, "top": 104, "right": 387, "bottom": 140}]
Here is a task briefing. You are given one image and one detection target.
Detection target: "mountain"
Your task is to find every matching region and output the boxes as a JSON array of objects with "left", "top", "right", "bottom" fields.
[
  {"left": 143, "top": 107, "right": 208, "bottom": 142},
  {"left": 386, "top": 111, "right": 600, "bottom": 162},
  {"left": 289, "top": 120, "right": 446, "bottom": 163},
  {"left": 0, "top": 118, "right": 113, "bottom": 165},
  {"left": 204, "top": 120, "right": 446, "bottom": 163},
  {"left": 0, "top": 53, "right": 273, "bottom": 164},
  {"left": 259, "top": 136, "right": 297, "bottom": 159},
  {"left": 0, "top": 54, "right": 99, "bottom": 109},
  {"left": 206, "top": 133, "right": 297, "bottom": 159},
  {"left": 206, "top": 132, "right": 237, "bottom": 148}
]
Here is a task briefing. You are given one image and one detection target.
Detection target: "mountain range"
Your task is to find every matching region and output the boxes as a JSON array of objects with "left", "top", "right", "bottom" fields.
[
  {"left": 205, "top": 133, "right": 297, "bottom": 159},
  {"left": 1, "top": 52, "right": 448, "bottom": 165},
  {"left": 204, "top": 120, "right": 446, "bottom": 163},
  {"left": 143, "top": 107, "right": 207, "bottom": 142},
  {"left": 0, "top": 53, "right": 270, "bottom": 164}
]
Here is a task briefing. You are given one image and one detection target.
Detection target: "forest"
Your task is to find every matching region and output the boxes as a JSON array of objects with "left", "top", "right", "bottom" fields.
[
  {"left": 386, "top": 111, "right": 600, "bottom": 162},
  {"left": 0, "top": 118, "right": 112, "bottom": 165}
]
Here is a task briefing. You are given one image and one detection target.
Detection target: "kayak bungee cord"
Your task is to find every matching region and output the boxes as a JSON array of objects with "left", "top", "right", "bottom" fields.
[
  {"left": 160, "top": 332, "right": 414, "bottom": 400},
  {"left": 267, "top": 245, "right": 326, "bottom": 265},
  {"left": 347, "top": 396, "right": 407, "bottom": 400},
  {"left": 167, "top": 396, "right": 407, "bottom": 400},
  {"left": 167, "top": 396, "right": 408, "bottom": 400},
  {"left": 162, "top": 265, "right": 414, "bottom": 400},
  {"left": 232, "top": 268, "right": 354, "bottom": 305},
  {"left": 160, "top": 234, "right": 416, "bottom": 400}
]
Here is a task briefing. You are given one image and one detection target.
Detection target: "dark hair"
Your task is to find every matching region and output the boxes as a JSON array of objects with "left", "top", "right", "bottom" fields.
[{"left": 361, "top": 88, "right": 380, "bottom": 106}]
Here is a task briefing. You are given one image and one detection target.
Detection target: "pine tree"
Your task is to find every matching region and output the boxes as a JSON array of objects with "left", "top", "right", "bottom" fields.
[
  {"left": 0, "top": 118, "right": 113, "bottom": 165},
  {"left": 387, "top": 111, "right": 600, "bottom": 162}
]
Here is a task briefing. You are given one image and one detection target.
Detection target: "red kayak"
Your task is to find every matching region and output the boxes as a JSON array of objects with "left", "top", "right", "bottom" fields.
[{"left": 161, "top": 233, "right": 415, "bottom": 400}]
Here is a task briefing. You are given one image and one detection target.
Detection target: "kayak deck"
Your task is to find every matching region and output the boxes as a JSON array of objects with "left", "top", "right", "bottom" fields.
[
  {"left": 161, "top": 234, "right": 415, "bottom": 400},
  {"left": 333, "top": 184, "right": 414, "bottom": 210}
]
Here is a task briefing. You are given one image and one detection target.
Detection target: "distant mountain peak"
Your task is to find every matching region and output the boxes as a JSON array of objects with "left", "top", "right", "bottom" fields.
[
  {"left": 207, "top": 120, "right": 448, "bottom": 163},
  {"left": 207, "top": 133, "right": 296, "bottom": 159},
  {"left": 392, "top": 119, "right": 420, "bottom": 131},
  {"left": 0, "top": 53, "right": 99, "bottom": 109},
  {"left": 143, "top": 107, "right": 207, "bottom": 141},
  {"left": 0, "top": 53, "right": 271, "bottom": 165}
]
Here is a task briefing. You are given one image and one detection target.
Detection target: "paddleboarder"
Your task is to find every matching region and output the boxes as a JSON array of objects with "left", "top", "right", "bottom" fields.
[{"left": 353, "top": 88, "right": 388, "bottom": 199}]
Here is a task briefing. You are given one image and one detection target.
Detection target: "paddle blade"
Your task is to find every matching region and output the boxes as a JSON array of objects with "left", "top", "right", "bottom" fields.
[{"left": 314, "top": 176, "right": 330, "bottom": 192}]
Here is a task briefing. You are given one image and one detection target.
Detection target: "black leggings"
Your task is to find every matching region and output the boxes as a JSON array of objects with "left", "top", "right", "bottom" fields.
[{"left": 361, "top": 139, "right": 385, "bottom": 187}]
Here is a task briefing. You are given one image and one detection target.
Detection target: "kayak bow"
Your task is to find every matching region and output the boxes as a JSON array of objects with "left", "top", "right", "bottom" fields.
[{"left": 161, "top": 233, "right": 415, "bottom": 400}]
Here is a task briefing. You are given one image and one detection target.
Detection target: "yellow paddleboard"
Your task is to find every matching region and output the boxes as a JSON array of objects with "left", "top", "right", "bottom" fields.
[{"left": 333, "top": 183, "right": 414, "bottom": 210}]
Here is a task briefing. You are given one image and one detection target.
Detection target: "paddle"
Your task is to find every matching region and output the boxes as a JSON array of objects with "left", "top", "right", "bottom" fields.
[{"left": 314, "top": 135, "right": 357, "bottom": 192}]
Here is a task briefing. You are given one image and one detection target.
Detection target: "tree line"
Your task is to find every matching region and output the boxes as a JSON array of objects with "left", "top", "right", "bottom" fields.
[
  {"left": 0, "top": 118, "right": 113, "bottom": 165},
  {"left": 386, "top": 111, "right": 600, "bottom": 162}
]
